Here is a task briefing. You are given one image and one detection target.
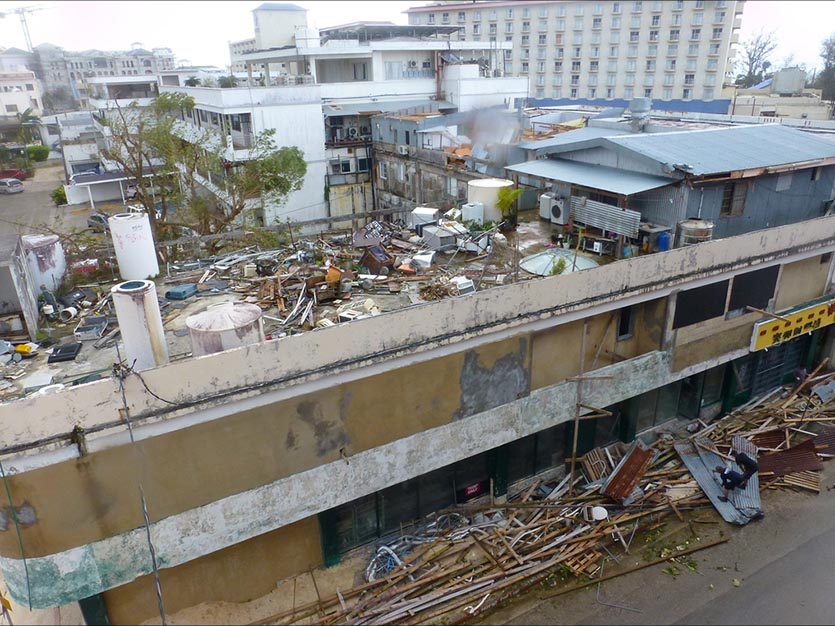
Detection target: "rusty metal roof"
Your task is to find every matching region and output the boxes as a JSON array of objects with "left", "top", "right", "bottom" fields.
[
  {"left": 813, "top": 427, "right": 835, "bottom": 456},
  {"left": 601, "top": 439, "right": 655, "bottom": 503},
  {"left": 758, "top": 438, "right": 823, "bottom": 478},
  {"left": 750, "top": 429, "right": 790, "bottom": 451}
]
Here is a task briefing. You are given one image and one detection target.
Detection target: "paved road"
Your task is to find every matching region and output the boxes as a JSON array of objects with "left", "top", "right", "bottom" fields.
[
  {"left": 491, "top": 458, "right": 835, "bottom": 626},
  {"left": 0, "top": 162, "right": 95, "bottom": 236}
]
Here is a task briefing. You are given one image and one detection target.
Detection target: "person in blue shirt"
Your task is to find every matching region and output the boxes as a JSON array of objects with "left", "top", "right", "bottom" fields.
[{"left": 714, "top": 465, "right": 744, "bottom": 502}]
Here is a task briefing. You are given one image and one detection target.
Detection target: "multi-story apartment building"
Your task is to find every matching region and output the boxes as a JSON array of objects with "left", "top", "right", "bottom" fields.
[
  {"left": 0, "top": 71, "right": 43, "bottom": 117},
  {"left": 28, "top": 43, "right": 175, "bottom": 111},
  {"left": 406, "top": 0, "right": 744, "bottom": 110},
  {"left": 160, "top": 9, "right": 528, "bottom": 230},
  {"left": 229, "top": 37, "right": 260, "bottom": 74}
]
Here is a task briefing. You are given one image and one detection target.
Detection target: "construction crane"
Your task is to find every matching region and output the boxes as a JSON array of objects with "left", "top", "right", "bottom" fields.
[{"left": 0, "top": 4, "right": 47, "bottom": 52}]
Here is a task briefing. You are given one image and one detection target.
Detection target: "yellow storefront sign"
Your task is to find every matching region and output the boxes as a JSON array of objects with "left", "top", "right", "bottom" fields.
[{"left": 750, "top": 297, "right": 835, "bottom": 351}]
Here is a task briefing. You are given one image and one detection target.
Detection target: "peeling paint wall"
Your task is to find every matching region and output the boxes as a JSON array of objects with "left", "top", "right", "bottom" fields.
[{"left": 102, "top": 516, "right": 321, "bottom": 625}]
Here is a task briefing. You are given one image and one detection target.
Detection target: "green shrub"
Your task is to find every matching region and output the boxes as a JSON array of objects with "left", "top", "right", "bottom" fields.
[
  {"left": 26, "top": 145, "right": 50, "bottom": 162},
  {"left": 51, "top": 186, "right": 67, "bottom": 206}
]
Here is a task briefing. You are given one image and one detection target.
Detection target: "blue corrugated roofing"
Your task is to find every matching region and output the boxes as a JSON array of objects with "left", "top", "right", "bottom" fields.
[
  {"left": 751, "top": 77, "right": 773, "bottom": 90},
  {"left": 254, "top": 3, "right": 306, "bottom": 11},
  {"left": 605, "top": 124, "right": 835, "bottom": 176},
  {"left": 505, "top": 158, "right": 676, "bottom": 196},
  {"left": 519, "top": 126, "right": 631, "bottom": 151}
]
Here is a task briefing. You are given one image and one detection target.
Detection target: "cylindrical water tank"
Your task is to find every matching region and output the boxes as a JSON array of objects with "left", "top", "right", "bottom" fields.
[
  {"left": 467, "top": 178, "right": 514, "bottom": 224},
  {"left": 111, "top": 280, "right": 169, "bottom": 371},
  {"left": 22, "top": 234, "right": 66, "bottom": 292},
  {"left": 675, "top": 219, "right": 714, "bottom": 248},
  {"left": 109, "top": 212, "right": 159, "bottom": 280},
  {"left": 186, "top": 302, "right": 265, "bottom": 357}
]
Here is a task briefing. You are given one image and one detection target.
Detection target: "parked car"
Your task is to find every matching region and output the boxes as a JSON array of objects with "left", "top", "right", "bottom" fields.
[
  {"left": 0, "top": 178, "right": 24, "bottom": 194},
  {"left": 0, "top": 169, "right": 27, "bottom": 181},
  {"left": 87, "top": 212, "right": 110, "bottom": 232}
]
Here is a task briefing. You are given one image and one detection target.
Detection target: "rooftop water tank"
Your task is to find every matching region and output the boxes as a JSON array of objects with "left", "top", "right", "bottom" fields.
[
  {"left": 675, "top": 218, "right": 714, "bottom": 247},
  {"left": 109, "top": 212, "right": 160, "bottom": 280},
  {"left": 186, "top": 301, "right": 265, "bottom": 357},
  {"left": 467, "top": 178, "right": 513, "bottom": 224},
  {"left": 22, "top": 234, "right": 66, "bottom": 292},
  {"left": 111, "top": 280, "right": 169, "bottom": 371}
]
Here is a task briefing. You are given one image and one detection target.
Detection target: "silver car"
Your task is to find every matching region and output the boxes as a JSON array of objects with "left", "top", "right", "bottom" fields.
[{"left": 0, "top": 178, "right": 23, "bottom": 194}]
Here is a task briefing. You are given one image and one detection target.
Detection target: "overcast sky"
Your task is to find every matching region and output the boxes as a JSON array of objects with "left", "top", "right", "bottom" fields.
[{"left": 0, "top": 1, "right": 831, "bottom": 74}]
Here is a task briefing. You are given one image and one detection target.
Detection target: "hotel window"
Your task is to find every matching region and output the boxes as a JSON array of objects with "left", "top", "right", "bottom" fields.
[
  {"left": 663, "top": 88, "right": 672, "bottom": 99},
  {"left": 556, "top": 19, "right": 565, "bottom": 30},
  {"left": 557, "top": 5, "right": 566, "bottom": 16},
  {"left": 505, "top": 22, "right": 513, "bottom": 33},
  {"left": 709, "top": 42, "right": 721, "bottom": 54},
  {"left": 573, "top": 32, "right": 583, "bottom": 44},
  {"left": 552, "top": 87, "right": 562, "bottom": 98},
  {"left": 666, "top": 59, "right": 676, "bottom": 70},
  {"left": 612, "top": 2, "right": 621, "bottom": 14},
  {"left": 441, "top": 12, "right": 449, "bottom": 23},
  {"left": 646, "top": 59, "right": 656, "bottom": 70},
  {"left": 628, "top": 45, "right": 638, "bottom": 57},
  {"left": 644, "top": 88, "right": 653, "bottom": 97},
  {"left": 624, "top": 86, "right": 634, "bottom": 98},
  {"left": 593, "top": 17, "right": 602, "bottom": 29},
  {"left": 691, "top": 28, "right": 701, "bottom": 40},
  {"left": 522, "top": 21, "right": 531, "bottom": 32},
  {"left": 523, "top": 7, "right": 530, "bottom": 17},
  {"left": 668, "top": 44, "right": 678, "bottom": 55},
  {"left": 608, "top": 60, "right": 618, "bottom": 71},
  {"left": 649, "top": 30, "right": 659, "bottom": 41},
  {"left": 692, "top": 11, "right": 703, "bottom": 25},
  {"left": 521, "top": 62, "right": 529, "bottom": 73},
  {"left": 703, "top": 87, "right": 714, "bottom": 99},
  {"left": 611, "top": 31, "right": 621, "bottom": 43},
  {"left": 671, "top": 14, "right": 681, "bottom": 25},
  {"left": 573, "top": 47, "right": 582, "bottom": 58},
  {"left": 457, "top": 11, "right": 465, "bottom": 22},
  {"left": 607, "top": 73, "right": 617, "bottom": 85},
  {"left": 590, "top": 60, "right": 599, "bottom": 71},
  {"left": 609, "top": 45, "right": 619, "bottom": 57},
  {"left": 540, "top": 7, "right": 548, "bottom": 17},
  {"left": 684, "top": 73, "right": 695, "bottom": 85},
  {"left": 572, "top": 60, "right": 582, "bottom": 71},
  {"left": 632, "top": 1, "right": 642, "bottom": 12},
  {"left": 594, "top": 3, "right": 603, "bottom": 15},
  {"left": 712, "top": 28, "right": 723, "bottom": 39},
  {"left": 555, "top": 33, "right": 563, "bottom": 44},
  {"left": 537, "top": 47, "right": 547, "bottom": 58},
  {"left": 427, "top": 13, "right": 435, "bottom": 24},
  {"left": 506, "top": 7, "right": 513, "bottom": 18},
  {"left": 554, "top": 60, "right": 563, "bottom": 71},
  {"left": 630, "top": 30, "right": 640, "bottom": 42},
  {"left": 612, "top": 16, "right": 621, "bottom": 28},
  {"left": 663, "top": 73, "right": 674, "bottom": 85},
  {"left": 574, "top": 18, "right": 584, "bottom": 29},
  {"left": 589, "top": 87, "right": 597, "bottom": 98},
  {"left": 473, "top": 24, "right": 480, "bottom": 34},
  {"left": 537, "top": 61, "right": 546, "bottom": 72},
  {"left": 651, "top": 15, "right": 660, "bottom": 26},
  {"left": 689, "top": 43, "right": 700, "bottom": 55},
  {"left": 607, "top": 87, "right": 615, "bottom": 98},
  {"left": 647, "top": 44, "right": 657, "bottom": 56},
  {"left": 575, "top": 5, "right": 584, "bottom": 15},
  {"left": 571, "top": 74, "right": 579, "bottom": 85},
  {"left": 631, "top": 16, "right": 641, "bottom": 28},
  {"left": 669, "top": 29, "right": 679, "bottom": 41},
  {"left": 571, "top": 87, "right": 578, "bottom": 97},
  {"left": 591, "top": 46, "right": 600, "bottom": 57},
  {"left": 626, "top": 60, "right": 637, "bottom": 72}
]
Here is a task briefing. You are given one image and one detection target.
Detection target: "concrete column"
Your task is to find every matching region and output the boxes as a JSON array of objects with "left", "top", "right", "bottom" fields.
[
  {"left": 86, "top": 184, "right": 95, "bottom": 211},
  {"left": 247, "top": 62, "right": 253, "bottom": 87}
]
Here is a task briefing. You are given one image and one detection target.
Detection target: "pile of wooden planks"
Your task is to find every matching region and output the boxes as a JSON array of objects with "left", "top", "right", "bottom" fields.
[{"left": 252, "top": 371, "right": 835, "bottom": 626}]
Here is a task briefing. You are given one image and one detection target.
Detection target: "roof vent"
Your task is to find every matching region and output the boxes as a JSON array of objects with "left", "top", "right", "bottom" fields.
[{"left": 627, "top": 97, "right": 652, "bottom": 133}]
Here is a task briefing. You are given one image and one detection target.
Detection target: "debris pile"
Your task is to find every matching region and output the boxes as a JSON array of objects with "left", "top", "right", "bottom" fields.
[{"left": 255, "top": 367, "right": 835, "bottom": 625}]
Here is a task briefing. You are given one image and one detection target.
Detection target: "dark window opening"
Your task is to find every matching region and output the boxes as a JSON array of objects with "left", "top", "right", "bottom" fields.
[
  {"left": 673, "top": 280, "right": 729, "bottom": 328},
  {"left": 720, "top": 181, "right": 748, "bottom": 217},
  {"left": 617, "top": 306, "right": 634, "bottom": 340},
  {"left": 727, "top": 265, "right": 779, "bottom": 314}
]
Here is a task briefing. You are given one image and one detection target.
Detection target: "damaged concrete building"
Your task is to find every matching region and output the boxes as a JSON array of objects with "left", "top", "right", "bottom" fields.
[{"left": 2, "top": 117, "right": 835, "bottom": 625}]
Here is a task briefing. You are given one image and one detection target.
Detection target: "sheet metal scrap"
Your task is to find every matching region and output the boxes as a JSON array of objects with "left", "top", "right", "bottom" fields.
[
  {"left": 757, "top": 438, "right": 823, "bottom": 479},
  {"left": 602, "top": 439, "right": 657, "bottom": 504},
  {"left": 674, "top": 441, "right": 756, "bottom": 526}
]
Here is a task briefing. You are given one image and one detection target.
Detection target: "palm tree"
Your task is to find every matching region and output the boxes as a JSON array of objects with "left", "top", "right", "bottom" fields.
[{"left": 15, "top": 108, "right": 42, "bottom": 145}]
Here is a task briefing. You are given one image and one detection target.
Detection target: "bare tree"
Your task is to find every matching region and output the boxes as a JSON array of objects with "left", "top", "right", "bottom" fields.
[
  {"left": 818, "top": 33, "right": 835, "bottom": 100},
  {"left": 736, "top": 30, "right": 778, "bottom": 87}
]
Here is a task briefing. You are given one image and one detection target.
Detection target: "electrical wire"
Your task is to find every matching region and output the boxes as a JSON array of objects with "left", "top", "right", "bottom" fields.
[
  {"left": 114, "top": 347, "right": 167, "bottom": 626},
  {"left": 0, "top": 459, "right": 31, "bottom": 611}
]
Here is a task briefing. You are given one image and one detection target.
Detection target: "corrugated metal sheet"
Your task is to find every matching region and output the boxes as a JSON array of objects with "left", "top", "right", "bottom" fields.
[
  {"left": 605, "top": 124, "right": 835, "bottom": 176},
  {"left": 627, "top": 184, "right": 689, "bottom": 228},
  {"left": 571, "top": 197, "right": 641, "bottom": 238},
  {"left": 519, "top": 126, "right": 631, "bottom": 151},
  {"left": 694, "top": 437, "right": 763, "bottom": 522},
  {"left": 751, "top": 429, "right": 790, "bottom": 450},
  {"left": 674, "top": 441, "right": 759, "bottom": 526},
  {"left": 814, "top": 427, "right": 835, "bottom": 455},
  {"left": 602, "top": 439, "right": 655, "bottom": 503},
  {"left": 504, "top": 158, "right": 676, "bottom": 196},
  {"left": 758, "top": 438, "right": 823, "bottom": 478}
]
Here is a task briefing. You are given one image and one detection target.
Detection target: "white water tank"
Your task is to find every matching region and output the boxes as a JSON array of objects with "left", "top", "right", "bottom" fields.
[
  {"left": 467, "top": 178, "right": 514, "bottom": 223},
  {"left": 111, "top": 280, "right": 169, "bottom": 371},
  {"left": 109, "top": 212, "right": 160, "bottom": 280},
  {"left": 676, "top": 218, "right": 715, "bottom": 248},
  {"left": 22, "top": 234, "right": 66, "bottom": 292},
  {"left": 186, "top": 301, "right": 265, "bottom": 357}
]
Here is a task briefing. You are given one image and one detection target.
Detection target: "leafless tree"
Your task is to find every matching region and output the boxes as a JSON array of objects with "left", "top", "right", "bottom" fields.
[{"left": 736, "top": 30, "right": 778, "bottom": 87}]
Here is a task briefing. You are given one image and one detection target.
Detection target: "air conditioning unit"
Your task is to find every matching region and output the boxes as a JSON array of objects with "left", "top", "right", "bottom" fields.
[
  {"left": 397, "top": 145, "right": 410, "bottom": 156},
  {"left": 539, "top": 193, "right": 554, "bottom": 220},
  {"left": 348, "top": 127, "right": 359, "bottom": 139},
  {"left": 550, "top": 197, "right": 569, "bottom": 226},
  {"left": 461, "top": 201, "right": 484, "bottom": 225}
]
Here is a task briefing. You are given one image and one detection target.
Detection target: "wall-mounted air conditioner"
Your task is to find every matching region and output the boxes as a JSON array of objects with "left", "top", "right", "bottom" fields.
[{"left": 397, "top": 145, "right": 410, "bottom": 156}]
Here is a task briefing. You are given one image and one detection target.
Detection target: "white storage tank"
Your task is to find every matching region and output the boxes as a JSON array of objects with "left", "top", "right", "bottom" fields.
[
  {"left": 22, "top": 234, "right": 66, "bottom": 292},
  {"left": 467, "top": 178, "right": 514, "bottom": 223},
  {"left": 186, "top": 301, "right": 265, "bottom": 357},
  {"left": 111, "top": 280, "right": 169, "bottom": 371},
  {"left": 109, "top": 212, "right": 160, "bottom": 280}
]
